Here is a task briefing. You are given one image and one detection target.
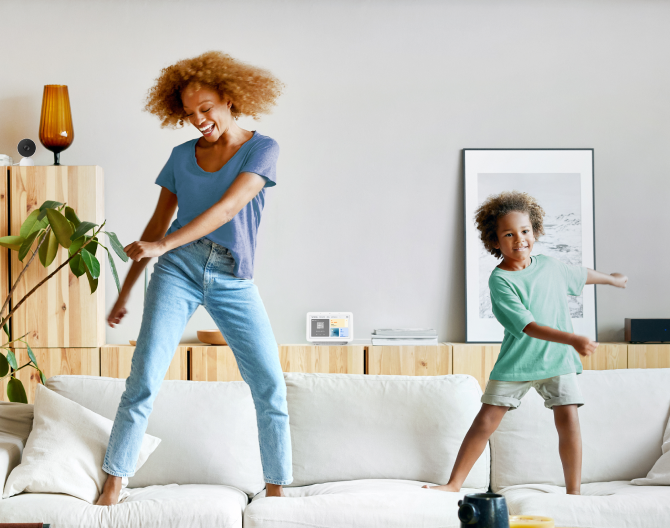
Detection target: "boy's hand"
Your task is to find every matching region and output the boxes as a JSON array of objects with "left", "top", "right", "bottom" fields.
[
  {"left": 610, "top": 273, "right": 628, "bottom": 289},
  {"left": 571, "top": 335, "right": 598, "bottom": 357}
]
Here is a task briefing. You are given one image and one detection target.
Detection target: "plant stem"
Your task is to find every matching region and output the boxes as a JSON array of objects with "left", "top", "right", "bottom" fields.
[
  {"left": 13, "top": 361, "right": 32, "bottom": 372},
  {"left": 0, "top": 227, "right": 52, "bottom": 322},
  {"left": 0, "top": 223, "right": 106, "bottom": 330}
]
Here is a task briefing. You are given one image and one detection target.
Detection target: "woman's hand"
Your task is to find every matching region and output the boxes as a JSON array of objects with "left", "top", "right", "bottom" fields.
[
  {"left": 124, "top": 240, "right": 168, "bottom": 262},
  {"left": 108, "top": 296, "right": 129, "bottom": 328}
]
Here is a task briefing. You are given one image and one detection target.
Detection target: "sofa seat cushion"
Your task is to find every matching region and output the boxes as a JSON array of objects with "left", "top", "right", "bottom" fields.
[
  {"left": 0, "top": 484, "right": 247, "bottom": 528},
  {"left": 245, "top": 479, "right": 486, "bottom": 528},
  {"left": 501, "top": 481, "right": 670, "bottom": 528}
]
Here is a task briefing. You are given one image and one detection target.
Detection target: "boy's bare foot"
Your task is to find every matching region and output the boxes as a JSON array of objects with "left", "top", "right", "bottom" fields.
[
  {"left": 422, "top": 483, "right": 460, "bottom": 492},
  {"left": 265, "top": 483, "right": 285, "bottom": 497},
  {"left": 96, "top": 475, "right": 123, "bottom": 506}
]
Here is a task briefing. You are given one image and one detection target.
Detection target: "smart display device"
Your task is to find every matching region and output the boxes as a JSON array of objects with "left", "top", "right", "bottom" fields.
[{"left": 306, "top": 312, "right": 353, "bottom": 345}]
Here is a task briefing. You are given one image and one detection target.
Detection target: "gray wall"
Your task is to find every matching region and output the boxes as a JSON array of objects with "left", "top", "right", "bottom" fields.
[{"left": 1, "top": 0, "right": 668, "bottom": 345}]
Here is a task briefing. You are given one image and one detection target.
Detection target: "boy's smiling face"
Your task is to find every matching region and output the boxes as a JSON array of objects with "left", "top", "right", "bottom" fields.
[{"left": 494, "top": 211, "right": 535, "bottom": 269}]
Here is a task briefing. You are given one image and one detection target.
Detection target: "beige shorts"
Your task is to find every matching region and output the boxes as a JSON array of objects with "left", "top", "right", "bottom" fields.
[{"left": 481, "top": 373, "right": 584, "bottom": 410}]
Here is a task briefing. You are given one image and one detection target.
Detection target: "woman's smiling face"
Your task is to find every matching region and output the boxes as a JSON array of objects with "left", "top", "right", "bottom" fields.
[{"left": 181, "top": 85, "right": 232, "bottom": 143}]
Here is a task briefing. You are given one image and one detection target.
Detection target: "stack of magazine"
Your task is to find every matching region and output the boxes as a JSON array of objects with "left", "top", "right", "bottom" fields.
[{"left": 371, "top": 328, "right": 438, "bottom": 346}]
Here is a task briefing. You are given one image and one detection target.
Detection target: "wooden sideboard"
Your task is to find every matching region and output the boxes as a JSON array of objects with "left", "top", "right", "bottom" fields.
[{"left": 3, "top": 342, "right": 669, "bottom": 403}]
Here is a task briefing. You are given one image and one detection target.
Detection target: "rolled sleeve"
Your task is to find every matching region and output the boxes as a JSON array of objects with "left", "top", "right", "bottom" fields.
[
  {"left": 489, "top": 276, "right": 535, "bottom": 339},
  {"left": 239, "top": 137, "right": 279, "bottom": 187},
  {"left": 562, "top": 262, "right": 588, "bottom": 296}
]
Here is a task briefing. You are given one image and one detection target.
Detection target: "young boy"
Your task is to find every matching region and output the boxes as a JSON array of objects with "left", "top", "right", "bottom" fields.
[{"left": 426, "top": 190, "right": 627, "bottom": 495}]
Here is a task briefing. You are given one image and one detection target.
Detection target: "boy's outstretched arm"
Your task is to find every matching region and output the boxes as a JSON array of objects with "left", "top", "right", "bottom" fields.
[
  {"left": 586, "top": 269, "right": 628, "bottom": 288},
  {"left": 523, "top": 322, "right": 598, "bottom": 357}
]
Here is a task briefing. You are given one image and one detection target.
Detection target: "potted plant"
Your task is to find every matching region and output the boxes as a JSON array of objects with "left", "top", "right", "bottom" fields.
[{"left": 0, "top": 200, "right": 127, "bottom": 402}]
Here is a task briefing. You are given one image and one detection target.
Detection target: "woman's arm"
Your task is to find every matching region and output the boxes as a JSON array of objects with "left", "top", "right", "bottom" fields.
[
  {"left": 108, "top": 188, "right": 177, "bottom": 327},
  {"left": 123, "top": 172, "right": 266, "bottom": 262},
  {"left": 523, "top": 322, "right": 598, "bottom": 357},
  {"left": 586, "top": 268, "right": 628, "bottom": 288}
]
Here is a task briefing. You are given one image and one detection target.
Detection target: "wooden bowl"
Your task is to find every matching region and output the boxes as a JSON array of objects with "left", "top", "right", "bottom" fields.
[
  {"left": 129, "top": 340, "right": 137, "bottom": 346},
  {"left": 197, "top": 329, "right": 227, "bottom": 346}
]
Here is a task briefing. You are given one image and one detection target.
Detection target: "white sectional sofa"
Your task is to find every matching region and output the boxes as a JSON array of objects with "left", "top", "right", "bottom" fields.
[{"left": 0, "top": 369, "right": 668, "bottom": 527}]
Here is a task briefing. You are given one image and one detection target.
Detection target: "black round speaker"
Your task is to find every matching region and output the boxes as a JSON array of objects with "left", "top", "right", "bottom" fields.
[{"left": 18, "top": 139, "right": 36, "bottom": 158}]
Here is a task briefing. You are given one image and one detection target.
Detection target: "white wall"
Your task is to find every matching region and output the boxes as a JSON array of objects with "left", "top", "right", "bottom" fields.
[{"left": 1, "top": 0, "right": 668, "bottom": 345}]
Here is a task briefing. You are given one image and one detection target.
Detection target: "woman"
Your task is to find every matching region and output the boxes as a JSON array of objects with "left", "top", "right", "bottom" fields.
[{"left": 97, "top": 51, "right": 291, "bottom": 505}]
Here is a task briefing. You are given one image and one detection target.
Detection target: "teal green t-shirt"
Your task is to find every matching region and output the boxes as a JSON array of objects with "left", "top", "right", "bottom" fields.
[{"left": 488, "top": 254, "right": 588, "bottom": 381}]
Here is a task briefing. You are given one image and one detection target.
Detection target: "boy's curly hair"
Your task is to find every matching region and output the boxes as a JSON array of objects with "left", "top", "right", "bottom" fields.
[
  {"left": 144, "top": 51, "right": 283, "bottom": 128},
  {"left": 475, "top": 191, "right": 545, "bottom": 259}
]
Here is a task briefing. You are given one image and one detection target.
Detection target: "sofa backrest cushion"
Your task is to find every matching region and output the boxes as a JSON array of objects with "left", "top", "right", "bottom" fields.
[
  {"left": 285, "top": 373, "right": 489, "bottom": 489},
  {"left": 47, "top": 376, "right": 264, "bottom": 495},
  {"left": 490, "top": 369, "right": 670, "bottom": 491}
]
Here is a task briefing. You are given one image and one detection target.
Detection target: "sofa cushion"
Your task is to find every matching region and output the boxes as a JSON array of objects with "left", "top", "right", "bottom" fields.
[
  {"left": 285, "top": 373, "right": 489, "bottom": 489},
  {"left": 246, "top": 479, "right": 481, "bottom": 528},
  {"left": 0, "top": 401, "right": 33, "bottom": 493},
  {"left": 47, "top": 376, "right": 265, "bottom": 496},
  {"left": 3, "top": 385, "right": 160, "bottom": 503},
  {"left": 490, "top": 369, "right": 670, "bottom": 490},
  {"left": 632, "top": 407, "right": 670, "bottom": 485},
  {"left": 0, "top": 484, "right": 247, "bottom": 528},
  {"left": 501, "top": 481, "right": 670, "bottom": 528}
]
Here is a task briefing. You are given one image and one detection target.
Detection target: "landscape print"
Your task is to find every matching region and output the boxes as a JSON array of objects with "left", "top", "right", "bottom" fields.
[{"left": 477, "top": 173, "right": 583, "bottom": 319}]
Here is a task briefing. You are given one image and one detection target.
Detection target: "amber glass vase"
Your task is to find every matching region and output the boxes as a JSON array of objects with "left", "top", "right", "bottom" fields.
[{"left": 39, "top": 85, "right": 74, "bottom": 165}]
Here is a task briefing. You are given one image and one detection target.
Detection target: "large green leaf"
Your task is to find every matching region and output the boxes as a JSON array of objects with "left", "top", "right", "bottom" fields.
[
  {"left": 64, "top": 206, "right": 81, "bottom": 227},
  {"left": 0, "top": 353, "right": 8, "bottom": 377},
  {"left": 37, "top": 200, "right": 64, "bottom": 221},
  {"left": 104, "top": 231, "right": 129, "bottom": 263},
  {"left": 85, "top": 266, "right": 98, "bottom": 294},
  {"left": 6, "top": 349, "right": 17, "bottom": 370},
  {"left": 7, "top": 377, "right": 27, "bottom": 403},
  {"left": 46, "top": 209, "right": 73, "bottom": 249},
  {"left": 107, "top": 249, "right": 121, "bottom": 293},
  {"left": 39, "top": 369, "right": 47, "bottom": 385},
  {"left": 69, "top": 236, "right": 84, "bottom": 255},
  {"left": 0, "top": 236, "right": 24, "bottom": 251},
  {"left": 82, "top": 236, "right": 99, "bottom": 256},
  {"left": 25, "top": 343, "right": 37, "bottom": 367},
  {"left": 38, "top": 229, "right": 59, "bottom": 267},
  {"left": 69, "top": 254, "right": 87, "bottom": 277},
  {"left": 18, "top": 231, "right": 40, "bottom": 261},
  {"left": 20, "top": 210, "right": 41, "bottom": 239},
  {"left": 81, "top": 251, "right": 100, "bottom": 279},
  {"left": 3, "top": 323, "right": 9, "bottom": 341},
  {"left": 70, "top": 222, "right": 98, "bottom": 242}
]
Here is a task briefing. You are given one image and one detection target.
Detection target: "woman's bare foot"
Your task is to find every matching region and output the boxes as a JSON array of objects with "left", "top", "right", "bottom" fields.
[
  {"left": 422, "top": 483, "right": 460, "bottom": 492},
  {"left": 96, "top": 475, "right": 123, "bottom": 506},
  {"left": 265, "top": 483, "right": 285, "bottom": 497}
]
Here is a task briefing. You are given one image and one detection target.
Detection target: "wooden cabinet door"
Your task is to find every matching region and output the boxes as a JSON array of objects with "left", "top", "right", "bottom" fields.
[
  {"left": 367, "top": 345, "right": 452, "bottom": 376},
  {"left": 9, "top": 166, "right": 105, "bottom": 348},
  {"left": 279, "top": 345, "right": 365, "bottom": 374},
  {"left": 190, "top": 345, "right": 244, "bottom": 382},
  {"left": 100, "top": 345, "right": 188, "bottom": 381},
  {"left": 628, "top": 344, "right": 670, "bottom": 368},
  {"left": 580, "top": 343, "right": 627, "bottom": 370}
]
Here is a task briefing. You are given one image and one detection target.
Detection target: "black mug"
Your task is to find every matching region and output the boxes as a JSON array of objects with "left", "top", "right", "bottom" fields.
[{"left": 458, "top": 493, "right": 510, "bottom": 528}]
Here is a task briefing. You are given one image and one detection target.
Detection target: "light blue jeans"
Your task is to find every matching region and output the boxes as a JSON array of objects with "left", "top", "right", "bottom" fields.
[{"left": 103, "top": 238, "right": 292, "bottom": 485}]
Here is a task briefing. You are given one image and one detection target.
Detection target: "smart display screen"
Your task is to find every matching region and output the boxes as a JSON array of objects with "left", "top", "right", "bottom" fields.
[{"left": 310, "top": 315, "right": 350, "bottom": 338}]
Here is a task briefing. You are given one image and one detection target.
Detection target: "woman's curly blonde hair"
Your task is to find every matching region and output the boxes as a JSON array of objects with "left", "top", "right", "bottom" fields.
[
  {"left": 474, "top": 191, "right": 545, "bottom": 259},
  {"left": 145, "top": 51, "right": 283, "bottom": 128}
]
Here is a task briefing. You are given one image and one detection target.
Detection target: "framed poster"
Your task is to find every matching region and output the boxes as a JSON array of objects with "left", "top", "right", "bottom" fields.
[{"left": 463, "top": 149, "right": 596, "bottom": 343}]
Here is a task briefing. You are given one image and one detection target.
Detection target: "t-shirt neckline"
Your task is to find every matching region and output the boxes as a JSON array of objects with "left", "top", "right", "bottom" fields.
[
  {"left": 494, "top": 255, "right": 537, "bottom": 275},
  {"left": 191, "top": 130, "right": 257, "bottom": 174}
]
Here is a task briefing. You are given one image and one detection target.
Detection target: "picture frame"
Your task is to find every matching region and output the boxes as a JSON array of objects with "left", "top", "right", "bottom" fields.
[{"left": 463, "top": 148, "right": 597, "bottom": 343}]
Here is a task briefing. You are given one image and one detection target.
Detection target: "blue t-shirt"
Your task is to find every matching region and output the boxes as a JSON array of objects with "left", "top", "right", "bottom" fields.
[{"left": 155, "top": 131, "right": 278, "bottom": 279}]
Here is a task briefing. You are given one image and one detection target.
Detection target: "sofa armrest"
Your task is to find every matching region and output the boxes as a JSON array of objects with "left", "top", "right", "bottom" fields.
[{"left": 0, "top": 432, "right": 24, "bottom": 497}]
